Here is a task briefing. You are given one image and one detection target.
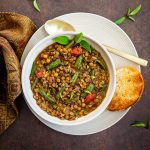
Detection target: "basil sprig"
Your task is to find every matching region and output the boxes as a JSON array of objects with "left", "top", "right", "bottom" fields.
[
  {"left": 127, "top": 4, "right": 141, "bottom": 22},
  {"left": 53, "top": 32, "right": 92, "bottom": 53},
  {"left": 115, "top": 4, "right": 141, "bottom": 25},
  {"left": 74, "top": 33, "right": 91, "bottom": 53}
]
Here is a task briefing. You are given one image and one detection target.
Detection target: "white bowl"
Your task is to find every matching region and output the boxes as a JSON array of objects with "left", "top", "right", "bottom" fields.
[{"left": 22, "top": 32, "right": 116, "bottom": 126}]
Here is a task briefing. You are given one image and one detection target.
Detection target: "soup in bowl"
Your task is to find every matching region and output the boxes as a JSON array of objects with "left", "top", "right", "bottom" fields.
[{"left": 22, "top": 32, "right": 116, "bottom": 126}]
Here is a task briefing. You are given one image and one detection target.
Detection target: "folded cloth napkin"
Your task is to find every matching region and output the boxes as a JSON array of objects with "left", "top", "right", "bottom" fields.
[{"left": 0, "top": 12, "right": 36, "bottom": 134}]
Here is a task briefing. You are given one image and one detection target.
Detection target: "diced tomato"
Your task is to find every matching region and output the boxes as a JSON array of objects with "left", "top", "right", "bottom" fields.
[
  {"left": 36, "top": 71, "right": 43, "bottom": 78},
  {"left": 71, "top": 47, "right": 82, "bottom": 56},
  {"left": 84, "top": 93, "right": 96, "bottom": 104}
]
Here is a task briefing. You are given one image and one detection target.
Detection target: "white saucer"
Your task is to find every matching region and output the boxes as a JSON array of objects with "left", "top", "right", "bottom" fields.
[{"left": 21, "top": 13, "right": 140, "bottom": 135}]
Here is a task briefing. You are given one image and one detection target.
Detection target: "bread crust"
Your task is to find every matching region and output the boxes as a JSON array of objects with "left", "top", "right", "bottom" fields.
[{"left": 107, "top": 67, "right": 144, "bottom": 111}]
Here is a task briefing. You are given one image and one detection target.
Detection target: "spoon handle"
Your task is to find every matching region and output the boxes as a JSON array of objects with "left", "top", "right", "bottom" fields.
[{"left": 104, "top": 45, "right": 148, "bottom": 67}]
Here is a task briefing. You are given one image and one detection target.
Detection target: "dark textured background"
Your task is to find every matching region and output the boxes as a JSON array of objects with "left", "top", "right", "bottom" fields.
[{"left": 0, "top": 0, "right": 150, "bottom": 150}]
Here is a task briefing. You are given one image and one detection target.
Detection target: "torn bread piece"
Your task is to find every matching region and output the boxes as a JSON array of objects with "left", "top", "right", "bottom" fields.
[{"left": 107, "top": 67, "right": 144, "bottom": 111}]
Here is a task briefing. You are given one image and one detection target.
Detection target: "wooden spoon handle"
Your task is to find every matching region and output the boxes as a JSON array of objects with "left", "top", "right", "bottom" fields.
[{"left": 104, "top": 45, "right": 148, "bottom": 67}]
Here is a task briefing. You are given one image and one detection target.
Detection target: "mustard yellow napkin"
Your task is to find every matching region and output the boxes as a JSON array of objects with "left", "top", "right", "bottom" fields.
[{"left": 0, "top": 12, "right": 36, "bottom": 134}]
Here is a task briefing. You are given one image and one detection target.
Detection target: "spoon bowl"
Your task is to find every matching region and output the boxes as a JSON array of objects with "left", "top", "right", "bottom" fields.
[{"left": 44, "top": 19, "right": 75, "bottom": 35}]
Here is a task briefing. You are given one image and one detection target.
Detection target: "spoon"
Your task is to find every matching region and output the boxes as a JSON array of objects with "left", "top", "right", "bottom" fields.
[
  {"left": 45, "top": 19, "right": 75, "bottom": 35},
  {"left": 44, "top": 19, "right": 148, "bottom": 67}
]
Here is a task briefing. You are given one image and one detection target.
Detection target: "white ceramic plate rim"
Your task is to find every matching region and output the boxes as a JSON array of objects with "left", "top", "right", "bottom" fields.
[
  {"left": 20, "top": 12, "right": 140, "bottom": 135},
  {"left": 22, "top": 32, "right": 116, "bottom": 126}
]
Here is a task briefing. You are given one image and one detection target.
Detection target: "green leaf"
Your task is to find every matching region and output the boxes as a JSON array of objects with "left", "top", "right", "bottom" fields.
[
  {"left": 53, "top": 36, "right": 70, "bottom": 45},
  {"left": 127, "top": 8, "right": 131, "bottom": 16},
  {"left": 115, "top": 16, "right": 126, "bottom": 25},
  {"left": 131, "top": 121, "right": 146, "bottom": 127},
  {"left": 129, "top": 4, "right": 141, "bottom": 16},
  {"left": 33, "top": 0, "right": 40, "bottom": 12},
  {"left": 148, "top": 121, "right": 150, "bottom": 126},
  {"left": 74, "top": 32, "right": 83, "bottom": 44},
  {"left": 80, "top": 40, "right": 91, "bottom": 53},
  {"left": 128, "top": 16, "right": 135, "bottom": 22}
]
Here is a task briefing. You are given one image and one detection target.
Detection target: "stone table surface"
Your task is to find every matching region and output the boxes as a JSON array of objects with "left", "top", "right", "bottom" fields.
[{"left": 0, "top": 0, "right": 150, "bottom": 150}]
